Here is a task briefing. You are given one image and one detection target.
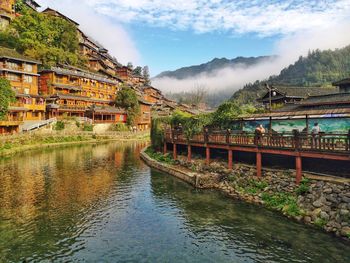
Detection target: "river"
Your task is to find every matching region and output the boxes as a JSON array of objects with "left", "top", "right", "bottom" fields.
[{"left": 0, "top": 142, "right": 349, "bottom": 262}]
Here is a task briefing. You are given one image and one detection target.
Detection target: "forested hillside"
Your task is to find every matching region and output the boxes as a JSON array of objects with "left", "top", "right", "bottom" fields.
[
  {"left": 231, "top": 45, "right": 350, "bottom": 105},
  {"left": 155, "top": 56, "right": 272, "bottom": 79}
]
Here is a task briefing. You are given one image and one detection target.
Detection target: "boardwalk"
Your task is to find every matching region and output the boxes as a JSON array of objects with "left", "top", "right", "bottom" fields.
[{"left": 164, "top": 130, "right": 350, "bottom": 184}]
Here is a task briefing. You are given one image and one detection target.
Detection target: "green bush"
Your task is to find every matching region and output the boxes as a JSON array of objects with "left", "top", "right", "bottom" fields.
[
  {"left": 314, "top": 218, "right": 327, "bottom": 228},
  {"left": 83, "top": 124, "right": 94, "bottom": 132},
  {"left": 295, "top": 177, "right": 310, "bottom": 195},
  {"left": 114, "top": 123, "right": 129, "bottom": 132},
  {"left": 145, "top": 147, "right": 175, "bottom": 165},
  {"left": 54, "top": 121, "right": 65, "bottom": 131},
  {"left": 261, "top": 192, "right": 302, "bottom": 217}
]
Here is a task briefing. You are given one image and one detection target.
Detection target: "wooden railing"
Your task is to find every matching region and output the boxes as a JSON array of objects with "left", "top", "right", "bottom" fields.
[{"left": 165, "top": 130, "right": 350, "bottom": 154}]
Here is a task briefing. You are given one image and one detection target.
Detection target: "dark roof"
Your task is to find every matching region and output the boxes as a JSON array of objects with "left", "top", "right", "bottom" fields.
[
  {"left": 53, "top": 83, "right": 82, "bottom": 91},
  {"left": 138, "top": 97, "right": 153, "bottom": 106},
  {"left": 332, "top": 78, "right": 350, "bottom": 86},
  {"left": 25, "top": 0, "right": 41, "bottom": 10},
  {"left": 88, "top": 106, "right": 125, "bottom": 114},
  {"left": 42, "top": 8, "right": 79, "bottom": 26},
  {"left": 259, "top": 86, "right": 339, "bottom": 102},
  {"left": 0, "top": 47, "right": 41, "bottom": 64},
  {"left": 40, "top": 67, "right": 120, "bottom": 85},
  {"left": 298, "top": 93, "right": 350, "bottom": 106}
]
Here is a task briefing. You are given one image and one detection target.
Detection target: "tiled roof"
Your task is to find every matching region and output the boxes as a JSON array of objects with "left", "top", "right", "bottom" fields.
[
  {"left": 298, "top": 93, "right": 350, "bottom": 106},
  {"left": 41, "top": 67, "right": 120, "bottom": 85},
  {"left": 333, "top": 78, "right": 350, "bottom": 86}
]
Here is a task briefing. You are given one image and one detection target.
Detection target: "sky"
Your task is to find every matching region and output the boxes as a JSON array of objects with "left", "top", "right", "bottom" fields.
[{"left": 37, "top": 0, "right": 350, "bottom": 93}]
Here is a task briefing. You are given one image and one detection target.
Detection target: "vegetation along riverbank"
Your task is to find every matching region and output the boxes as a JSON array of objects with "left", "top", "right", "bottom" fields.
[
  {"left": 0, "top": 131, "right": 149, "bottom": 158},
  {"left": 141, "top": 147, "right": 350, "bottom": 241}
]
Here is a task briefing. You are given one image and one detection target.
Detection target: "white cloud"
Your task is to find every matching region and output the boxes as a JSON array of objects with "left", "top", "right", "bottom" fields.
[
  {"left": 84, "top": 0, "right": 350, "bottom": 36},
  {"left": 153, "top": 19, "right": 350, "bottom": 95},
  {"left": 37, "top": 0, "right": 140, "bottom": 65}
]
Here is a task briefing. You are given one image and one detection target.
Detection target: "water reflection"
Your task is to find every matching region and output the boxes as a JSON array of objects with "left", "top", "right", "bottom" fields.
[{"left": 0, "top": 142, "right": 349, "bottom": 263}]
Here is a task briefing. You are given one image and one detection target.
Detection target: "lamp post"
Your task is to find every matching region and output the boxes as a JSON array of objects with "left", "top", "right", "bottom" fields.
[{"left": 265, "top": 83, "right": 272, "bottom": 112}]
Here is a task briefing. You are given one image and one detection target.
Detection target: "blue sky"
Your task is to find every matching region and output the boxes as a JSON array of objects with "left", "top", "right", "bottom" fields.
[
  {"left": 38, "top": 0, "right": 350, "bottom": 87},
  {"left": 129, "top": 25, "right": 277, "bottom": 74}
]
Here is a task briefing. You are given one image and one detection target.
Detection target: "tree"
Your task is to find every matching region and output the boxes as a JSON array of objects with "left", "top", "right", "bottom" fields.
[
  {"left": 0, "top": 78, "right": 16, "bottom": 120},
  {"left": 9, "top": 8, "right": 84, "bottom": 68},
  {"left": 115, "top": 86, "right": 140, "bottom": 126},
  {"left": 127, "top": 62, "right": 134, "bottom": 70},
  {"left": 133, "top": 66, "right": 142, "bottom": 76},
  {"left": 143, "top": 66, "right": 151, "bottom": 85}
]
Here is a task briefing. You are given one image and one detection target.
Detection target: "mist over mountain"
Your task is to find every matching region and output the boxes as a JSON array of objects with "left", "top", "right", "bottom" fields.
[
  {"left": 231, "top": 45, "right": 350, "bottom": 105},
  {"left": 154, "top": 56, "right": 274, "bottom": 80}
]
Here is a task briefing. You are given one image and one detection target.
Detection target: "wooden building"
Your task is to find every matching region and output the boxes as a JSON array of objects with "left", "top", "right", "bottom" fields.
[
  {"left": 39, "top": 66, "right": 126, "bottom": 123},
  {"left": 257, "top": 86, "right": 338, "bottom": 109},
  {"left": 142, "top": 86, "right": 163, "bottom": 104},
  {"left": 137, "top": 98, "right": 152, "bottom": 131},
  {"left": 333, "top": 78, "right": 350, "bottom": 93},
  {"left": 24, "top": 0, "right": 40, "bottom": 11},
  {"left": 0, "top": 0, "right": 15, "bottom": 30},
  {"left": 0, "top": 47, "right": 45, "bottom": 122}
]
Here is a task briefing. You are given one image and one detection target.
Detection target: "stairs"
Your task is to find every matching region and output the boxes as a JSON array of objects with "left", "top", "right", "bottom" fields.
[{"left": 22, "top": 118, "right": 57, "bottom": 132}]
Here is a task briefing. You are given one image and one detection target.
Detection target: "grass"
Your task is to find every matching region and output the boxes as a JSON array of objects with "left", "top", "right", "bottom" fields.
[
  {"left": 314, "top": 218, "right": 327, "bottom": 228},
  {"left": 261, "top": 192, "right": 302, "bottom": 217},
  {"left": 145, "top": 147, "right": 175, "bottom": 165},
  {"left": 295, "top": 177, "right": 311, "bottom": 195}
]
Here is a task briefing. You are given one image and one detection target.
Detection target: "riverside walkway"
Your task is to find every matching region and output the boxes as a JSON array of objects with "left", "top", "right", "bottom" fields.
[{"left": 164, "top": 130, "right": 350, "bottom": 184}]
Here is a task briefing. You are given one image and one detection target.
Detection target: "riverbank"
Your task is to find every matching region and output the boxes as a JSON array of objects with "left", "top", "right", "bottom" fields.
[
  {"left": 0, "top": 131, "right": 149, "bottom": 158},
  {"left": 141, "top": 147, "right": 350, "bottom": 241}
]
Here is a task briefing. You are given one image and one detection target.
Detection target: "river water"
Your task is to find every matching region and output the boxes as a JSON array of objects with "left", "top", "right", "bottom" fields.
[{"left": 0, "top": 142, "right": 349, "bottom": 263}]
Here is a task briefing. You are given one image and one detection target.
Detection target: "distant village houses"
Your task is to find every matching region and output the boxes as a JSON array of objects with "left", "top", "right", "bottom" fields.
[{"left": 0, "top": 4, "right": 201, "bottom": 134}]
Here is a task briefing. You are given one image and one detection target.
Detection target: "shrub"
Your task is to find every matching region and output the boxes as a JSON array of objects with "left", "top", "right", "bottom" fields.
[
  {"left": 314, "top": 218, "right": 327, "bottom": 228},
  {"left": 83, "top": 124, "right": 94, "bottom": 132},
  {"left": 114, "top": 123, "right": 129, "bottom": 132},
  {"left": 261, "top": 192, "right": 302, "bottom": 217},
  {"left": 54, "top": 121, "right": 65, "bottom": 131},
  {"left": 145, "top": 147, "right": 175, "bottom": 165},
  {"left": 295, "top": 177, "right": 310, "bottom": 195}
]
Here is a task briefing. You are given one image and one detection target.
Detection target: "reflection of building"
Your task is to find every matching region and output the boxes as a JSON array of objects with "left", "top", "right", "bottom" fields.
[
  {"left": 0, "top": 0, "right": 15, "bottom": 30},
  {"left": 39, "top": 66, "right": 126, "bottom": 122},
  {"left": 0, "top": 47, "right": 45, "bottom": 122}
]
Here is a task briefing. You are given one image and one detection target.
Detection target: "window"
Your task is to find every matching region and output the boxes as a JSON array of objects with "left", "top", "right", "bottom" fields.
[
  {"left": 24, "top": 88, "right": 30, "bottom": 95},
  {"left": 6, "top": 73, "right": 20, "bottom": 81},
  {"left": 6, "top": 62, "right": 18, "bottom": 70},
  {"left": 24, "top": 75, "right": 33, "bottom": 83},
  {"left": 24, "top": 64, "right": 33, "bottom": 72}
]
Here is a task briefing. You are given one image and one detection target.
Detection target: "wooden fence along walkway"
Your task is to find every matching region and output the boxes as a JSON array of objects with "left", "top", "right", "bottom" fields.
[{"left": 164, "top": 129, "right": 350, "bottom": 184}]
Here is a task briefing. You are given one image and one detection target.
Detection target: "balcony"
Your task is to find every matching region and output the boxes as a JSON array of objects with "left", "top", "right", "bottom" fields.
[{"left": 12, "top": 102, "right": 45, "bottom": 112}]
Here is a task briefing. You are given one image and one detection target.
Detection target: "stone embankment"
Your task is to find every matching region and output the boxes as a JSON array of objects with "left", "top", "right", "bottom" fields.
[{"left": 141, "top": 148, "right": 350, "bottom": 240}]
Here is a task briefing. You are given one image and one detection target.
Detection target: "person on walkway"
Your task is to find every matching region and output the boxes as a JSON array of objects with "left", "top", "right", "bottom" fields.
[
  {"left": 311, "top": 123, "right": 321, "bottom": 148},
  {"left": 254, "top": 124, "right": 265, "bottom": 145}
]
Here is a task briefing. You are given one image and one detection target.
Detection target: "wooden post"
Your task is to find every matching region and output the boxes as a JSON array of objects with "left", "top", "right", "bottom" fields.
[
  {"left": 296, "top": 156, "right": 302, "bottom": 185},
  {"left": 256, "top": 152, "right": 262, "bottom": 177},
  {"left": 206, "top": 147, "right": 210, "bottom": 165},
  {"left": 187, "top": 145, "right": 192, "bottom": 162},
  {"left": 163, "top": 141, "right": 167, "bottom": 154},
  {"left": 228, "top": 149, "right": 233, "bottom": 169},
  {"left": 173, "top": 143, "right": 177, "bottom": 160}
]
